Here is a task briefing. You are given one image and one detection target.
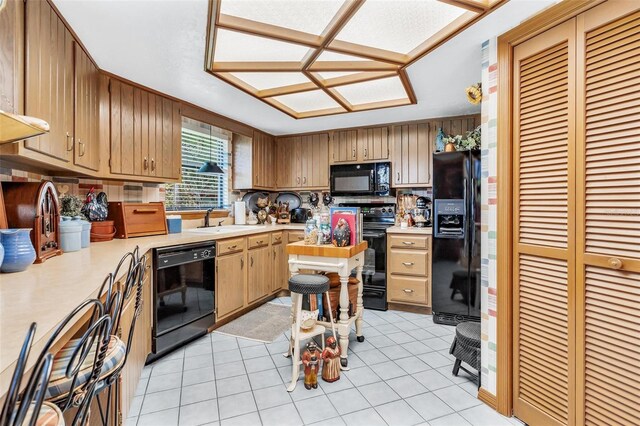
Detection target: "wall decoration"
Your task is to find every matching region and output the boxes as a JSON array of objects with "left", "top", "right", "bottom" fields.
[
  {"left": 435, "top": 128, "right": 446, "bottom": 152},
  {"left": 466, "top": 83, "right": 482, "bottom": 104}
]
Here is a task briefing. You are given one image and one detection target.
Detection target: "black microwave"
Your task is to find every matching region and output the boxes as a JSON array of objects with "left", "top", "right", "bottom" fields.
[{"left": 330, "top": 162, "right": 391, "bottom": 196}]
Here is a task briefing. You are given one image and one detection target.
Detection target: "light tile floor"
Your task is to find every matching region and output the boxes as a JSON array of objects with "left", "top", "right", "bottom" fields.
[{"left": 128, "top": 297, "right": 524, "bottom": 426}]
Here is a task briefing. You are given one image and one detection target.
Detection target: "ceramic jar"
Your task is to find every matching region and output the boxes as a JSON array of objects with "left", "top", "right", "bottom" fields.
[
  {"left": 73, "top": 216, "right": 92, "bottom": 248},
  {"left": 0, "top": 229, "right": 36, "bottom": 273},
  {"left": 59, "top": 217, "right": 83, "bottom": 252}
]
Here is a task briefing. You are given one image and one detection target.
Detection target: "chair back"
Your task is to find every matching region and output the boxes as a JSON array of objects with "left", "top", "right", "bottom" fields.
[{"left": 0, "top": 323, "right": 56, "bottom": 426}]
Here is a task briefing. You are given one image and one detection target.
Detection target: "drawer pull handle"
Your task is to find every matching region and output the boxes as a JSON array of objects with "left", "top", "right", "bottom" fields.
[
  {"left": 133, "top": 208, "right": 157, "bottom": 214},
  {"left": 402, "top": 241, "right": 415, "bottom": 245},
  {"left": 229, "top": 244, "right": 237, "bottom": 249},
  {"left": 608, "top": 257, "right": 623, "bottom": 269},
  {"left": 297, "top": 236, "right": 304, "bottom": 240},
  {"left": 403, "top": 289, "right": 414, "bottom": 293},
  {"left": 402, "top": 262, "right": 414, "bottom": 266},
  {"left": 256, "top": 240, "right": 263, "bottom": 244}
]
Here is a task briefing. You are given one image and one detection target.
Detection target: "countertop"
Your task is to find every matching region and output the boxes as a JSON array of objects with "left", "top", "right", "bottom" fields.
[
  {"left": 0, "top": 224, "right": 304, "bottom": 394},
  {"left": 386, "top": 225, "right": 433, "bottom": 235}
]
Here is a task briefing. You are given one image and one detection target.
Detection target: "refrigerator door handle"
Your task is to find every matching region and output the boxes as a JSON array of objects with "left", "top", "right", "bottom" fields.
[
  {"left": 463, "top": 177, "right": 468, "bottom": 255},
  {"left": 470, "top": 177, "right": 476, "bottom": 257}
]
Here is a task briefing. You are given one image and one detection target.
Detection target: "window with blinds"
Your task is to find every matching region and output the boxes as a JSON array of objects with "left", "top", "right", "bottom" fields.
[{"left": 165, "top": 118, "right": 230, "bottom": 210}]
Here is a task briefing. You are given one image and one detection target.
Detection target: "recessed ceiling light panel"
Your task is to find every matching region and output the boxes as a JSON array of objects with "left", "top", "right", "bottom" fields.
[
  {"left": 333, "top": 0, "right": 469, "bottom": 54},
  {"left": 214, "top": 29, "right": 311, "bottom": 62},
  {"left": 272, "top": 90, "right": 342, "bottom": 113},
  {"left": 334, "top": 76, "right": 408, "bottom": 106},
  {"left": 219, "top": 0, "right": 345, "bottom": 36},
  {"left": 229, "top": 72, "right": 311, "bottom": 91}
]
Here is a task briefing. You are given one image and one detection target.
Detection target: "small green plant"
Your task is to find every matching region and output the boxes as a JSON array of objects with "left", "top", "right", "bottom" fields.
[{"left": 60, "top": 194, "right": 85, "bottom": 218}]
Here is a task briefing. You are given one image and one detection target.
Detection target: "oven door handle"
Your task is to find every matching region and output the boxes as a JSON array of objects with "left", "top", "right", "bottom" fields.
[
  {"left": 363, "top": 288, "right": 385, "bottom": 297},
  {"left": 363, "top": 232, "right": 386, "bottom": 238}
]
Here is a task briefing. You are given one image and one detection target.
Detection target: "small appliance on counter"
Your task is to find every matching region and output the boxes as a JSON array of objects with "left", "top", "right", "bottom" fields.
[
  {"left": 1, "top": 181, "right": 61, "bottom": 263},
  {"left": 290, "top": 207, "right": 311, "bottom": 223},
  {"left": 413, "top": 196, "right": 432, "bottom": 227},
  {"left": 107, "top": 202, "right": 168, "bottom": 238}
]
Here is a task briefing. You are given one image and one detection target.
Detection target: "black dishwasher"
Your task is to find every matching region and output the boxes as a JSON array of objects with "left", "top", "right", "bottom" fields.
[{"left": 149, "top": 241, "right": 215, "bottom": 362}]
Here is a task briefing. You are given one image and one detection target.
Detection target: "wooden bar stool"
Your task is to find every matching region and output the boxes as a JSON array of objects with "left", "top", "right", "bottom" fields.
[
  {"left": 285, "top": 274, "right": 337, "bottom": 392},
  {"left": 0, "top": 323, "right": 64, "bottom": 426}
]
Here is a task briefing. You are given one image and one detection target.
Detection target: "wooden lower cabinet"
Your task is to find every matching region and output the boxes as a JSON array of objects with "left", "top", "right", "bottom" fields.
[
  {"left": 216, "top": 231, "right": 291, "bottom": 321},
  {"left": 247, "top": 244, "right": 272, "bottom": 304},
  {"left": 215, "top": 251, "right": 246, "bottom": 320},
  {"left": 387, "top": 233, "right": 432, "bottom": 308}
]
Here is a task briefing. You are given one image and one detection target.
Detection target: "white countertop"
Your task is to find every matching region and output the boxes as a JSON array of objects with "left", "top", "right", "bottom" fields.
[
  {"left": 0, "top": 224, "right": 304, "bottom": 393},
  {"left": 386, "top": 225, "right": 432, "bottom": 235}
]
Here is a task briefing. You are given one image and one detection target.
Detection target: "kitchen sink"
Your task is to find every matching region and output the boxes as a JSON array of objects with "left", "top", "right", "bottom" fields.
[{"left": 186, "top": 225, "right": 266, "bottom": 234}]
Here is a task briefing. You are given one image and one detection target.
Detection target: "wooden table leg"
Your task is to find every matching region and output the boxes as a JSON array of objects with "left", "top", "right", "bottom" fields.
[
  {"left": 355, "top": 262, "right": 365, "bottom": 342},
  {"left": 338, "top": 273, "right": 350, "bottom": 370}
]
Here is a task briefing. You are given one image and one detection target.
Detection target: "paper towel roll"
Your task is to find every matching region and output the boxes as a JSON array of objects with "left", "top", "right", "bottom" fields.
[{"left": 234, "top": 201, "right": 246, "bottom": 225}]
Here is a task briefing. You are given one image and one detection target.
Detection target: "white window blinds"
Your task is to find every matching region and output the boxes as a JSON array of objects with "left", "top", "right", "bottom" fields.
[{"left": 165, "top": 118, "right": 230, "bottom": 210}]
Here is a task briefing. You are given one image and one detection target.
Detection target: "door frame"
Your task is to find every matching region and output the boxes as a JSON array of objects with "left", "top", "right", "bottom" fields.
[{"left": 493, "top": 0, "right": 605, "bottom": 417}]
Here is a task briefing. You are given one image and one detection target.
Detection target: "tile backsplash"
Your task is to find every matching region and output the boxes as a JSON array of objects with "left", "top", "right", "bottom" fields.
[{"left": 0, "top": 167, "right": 165, "bottom": 204}]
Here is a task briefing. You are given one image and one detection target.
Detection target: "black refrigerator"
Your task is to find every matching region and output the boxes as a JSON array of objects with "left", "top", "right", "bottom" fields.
[{"left": 431, "top": 150, "right": 481, "bottom": 325}]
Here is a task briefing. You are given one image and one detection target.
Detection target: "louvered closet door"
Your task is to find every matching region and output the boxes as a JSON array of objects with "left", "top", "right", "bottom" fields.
[
  {"left": 576, "top": 2, "right": 640, "bottom": 425},
  {"left": 512, "top": 19, "right": 576, "bottom": 426}
]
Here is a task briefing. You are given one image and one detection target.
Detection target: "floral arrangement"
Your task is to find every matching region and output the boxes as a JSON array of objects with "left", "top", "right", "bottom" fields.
[{"left": 442, "top": 126, "right": 481, "bottom": 151}]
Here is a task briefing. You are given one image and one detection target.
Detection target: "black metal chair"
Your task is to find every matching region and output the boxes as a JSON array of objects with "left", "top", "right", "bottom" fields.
[
  {"left": 0, "top": 323, "right": 63, "bottom": 426},
  {"left": 92, "top": 248, "right": 147, "bottom": 426},
  {"left": 41, "top": 295, "right": 114, "bottom": 426}
]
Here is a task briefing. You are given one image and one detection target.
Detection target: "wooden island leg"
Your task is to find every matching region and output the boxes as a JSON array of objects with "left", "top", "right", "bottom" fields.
[
  {"left": 355, "top": 261, "right": 365, "bottom": 342},
  {"left": 338, "top": 273, "right": 351, "bottom": 369}
]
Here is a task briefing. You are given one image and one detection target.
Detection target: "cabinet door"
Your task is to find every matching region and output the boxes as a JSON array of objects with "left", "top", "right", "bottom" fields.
[
  {"left": 313, "top": 133, "right": 329, "bottom": 188},
  {"left": 216, "top": 252, "right": 246, "bottom": 319},
  {"left": 110, "top": 79, "right": 135, "bottom": 175},
  {"left": 272, "top": 243, "right": 284, "bottom": 293},
  {"left": 25, "top": 0, "right": 74, "bottom": 162},
  {"left": 247, "top": 246, "right": 272, "bottom": 304},
  {"left": 74, "top": 44, "right": 100, "bottom": 171},
  {"left": 331, "top": 130, "right": 357, "bottom": 163},
  {"left": 300, "top": 135, "right": 311, "bottom": 187},
  {"left": 391, "top": 123, "right": 430, "bottom": 187},
  {"left": 358, "top": 127, "right": 389, "bottom": 161}
]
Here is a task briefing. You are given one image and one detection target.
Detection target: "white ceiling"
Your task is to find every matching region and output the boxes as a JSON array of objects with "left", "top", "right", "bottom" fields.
[{"left": 53, "top": 0, "right": 558, "bottom": 136}]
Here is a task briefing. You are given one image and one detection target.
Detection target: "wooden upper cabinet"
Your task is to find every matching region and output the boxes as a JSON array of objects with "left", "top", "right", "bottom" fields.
[
  {"left": 24, "top": 0, "right": 74, "bottom": 163},
  {"left": 73, "top": 44, "right": 100, "bottom": 171},
  {"left": 391, "top": 122, "right": 431, "bottom": 187},
  {"left": 275, "top": 133, "right": 329, "bottom": 190},
  {"left": 357, "top": 126, "right": 389, "bottom": 162},
  {"left": 330, "top": 129, "right": 357, "bottom": 163},
  {"left": 110, "top": 79, "right": 181, "bottom": 180},
  {"left": 233, "top": 131, "right": 275, "bottom": 190}
]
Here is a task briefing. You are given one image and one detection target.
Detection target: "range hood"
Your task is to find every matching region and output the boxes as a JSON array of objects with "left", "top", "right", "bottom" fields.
[{"left": 0, "top": 110, "right": 50, "bottom": 144}]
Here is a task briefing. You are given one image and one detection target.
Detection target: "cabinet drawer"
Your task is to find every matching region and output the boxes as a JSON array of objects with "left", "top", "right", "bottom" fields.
[
  {"left": 217, "top": 238, "right": 245, "bottom": 255},
  {"left": 248, "top": 234, "right": 270, "bottom": 249},
  {"left": 389, "top": 234, "right": 430, "bottom": 249},
  {"left": 388, "top": 249, "right": 428, "bottom": 276},
  {"left": 271, "top": 232, "right": 283, "bottom": 245},
  {"left": 388, "top": 275, "right": 428, "bottom": 305},
  {"left": 287, "top": 231, "right": 305, "bottom": 243}
]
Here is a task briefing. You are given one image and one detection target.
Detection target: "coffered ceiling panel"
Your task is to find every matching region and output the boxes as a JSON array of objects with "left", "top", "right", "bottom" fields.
[
  {"left": 206, "top": 0, "right": 494, "bottom": 119},
  {"left": 333, "top": 75, "right": 409, "bottom": 106},
  {"left": 332, "top": 0, "right": 468, "bottom": 55},
  {"left": 228, "top": 72, "right": 311, "bottom": 90},
  {"left": 214, "top": 29, "right": 311, "bottom": 62},
  {"left": 271, "top": 90, "right": 343, "bottom": 113},
  {"left": 219, "top": 0, "right": 345, "bottom": 36}
]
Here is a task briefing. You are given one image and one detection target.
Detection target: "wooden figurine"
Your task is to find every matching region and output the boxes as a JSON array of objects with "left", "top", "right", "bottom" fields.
[
  {"left": 321, "top": 336, "right": 341, "bottom": 383},
  {"left": 302, "top": 341, "right": 320, "bottom": 390}
]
